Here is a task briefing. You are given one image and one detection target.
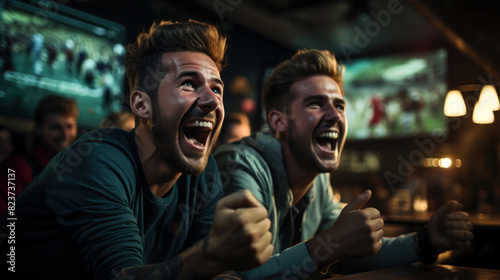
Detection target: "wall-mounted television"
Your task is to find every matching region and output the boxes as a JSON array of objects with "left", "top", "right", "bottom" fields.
[
  {"left": 343, "top": 49, "right": 447, "bottom": 140},
  {"left": 0, "top": 0, "right": 126, "bottom": 129}
]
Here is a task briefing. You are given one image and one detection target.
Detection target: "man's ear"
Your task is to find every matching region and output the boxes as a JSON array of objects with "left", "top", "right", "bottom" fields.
[
  {"left": 130, "top": 90, "right": 151, "bottom": 119},
  {"left": 268, "top": 109, "right": 288, "bottom": 134}
]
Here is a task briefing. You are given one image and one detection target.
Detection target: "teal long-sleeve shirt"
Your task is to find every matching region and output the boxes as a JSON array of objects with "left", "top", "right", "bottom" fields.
[
  {"left": 214, "top": 132, "right": 418, "bottom": 279},
  {"left": 0, "top": 128, "right": 222, "bottom": 280}
]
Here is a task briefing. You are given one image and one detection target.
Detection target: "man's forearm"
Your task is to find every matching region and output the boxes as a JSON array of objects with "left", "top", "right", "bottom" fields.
[
  {"left": 230, "top": 242, "right": 321, "bottom": 280},
  {"left": 117, "top": 238, "right": 224, "bottom": 280},
  {"left": 305, "top": 233, "right": 343, "bottom": 271},
  {"left": 117, "top": 255, "right": 186, "bottom": 280},
  {"left": 333, "top": 235, "right": 419, "bottom": 273}
]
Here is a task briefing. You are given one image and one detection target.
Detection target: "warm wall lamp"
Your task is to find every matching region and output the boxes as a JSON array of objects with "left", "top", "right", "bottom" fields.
[
  {"left": 444, "top": 85, "right": 499, "bottom": 124},
  {"left": 473, "top": 85, "right": 499, "bottom": 124},
  {"left": 478, "top": 85, "right": 500, "bottom": 111},
  {"left": 444, "top": 90, "right": 466, "bottom": 117}
]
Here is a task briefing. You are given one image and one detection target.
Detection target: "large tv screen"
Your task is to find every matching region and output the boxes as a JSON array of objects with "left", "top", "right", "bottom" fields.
[
  {"left": 343, "top": 49, "right": 447, "bottom": 139},
  {"left": 0, "top": 0, "right": 126, "bottom": 129}
]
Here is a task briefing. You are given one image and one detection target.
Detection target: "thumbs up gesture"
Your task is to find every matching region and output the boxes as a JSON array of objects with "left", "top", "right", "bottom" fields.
[
  {"left": 331, "top": 190, "right": 384, "bottom": 258},
  {"left": 307, "top": 190, "right": 384, "bottom": 267}
]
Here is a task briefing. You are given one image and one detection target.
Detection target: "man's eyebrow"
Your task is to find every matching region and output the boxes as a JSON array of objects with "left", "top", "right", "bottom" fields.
[
  {"left": 177, "top": 71, "right": 199, "bottom": 81},
  {"left": 303, "top": 95, "right": 326, "bottom": 102},
  {"left": 212, "top": 77, "right": 224, "bottom": 88},
  {"left": 335, "top": 98, "right": 346, "bottom": 105},
  {"left": 177, "top": 71, "right": 224, "bottom": 87},
  {"left": 303, "top": 95, "right": 346, "bottom": 104}
]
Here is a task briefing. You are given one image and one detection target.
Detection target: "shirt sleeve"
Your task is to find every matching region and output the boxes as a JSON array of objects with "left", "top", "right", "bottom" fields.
[
  {"left": 45, "top": 141, "right": 143, "bottom": 280},
  {"left": 235, "top": 243, "right": 314, "bottom": 280},
  {"left": 214, "top": 145, "right": 324, "bottom": 279},
  {"left": 182, "top": 156, "right": 224, "bottom": 249},
  {"left": 214, "top": 144, "right": 273, "bottom": 206},
  {"left": 316, "top": 173, "right": 343, "bottom": 234},
  {"left": 333, "top": 234, "right": 419, "bottom": 273}
]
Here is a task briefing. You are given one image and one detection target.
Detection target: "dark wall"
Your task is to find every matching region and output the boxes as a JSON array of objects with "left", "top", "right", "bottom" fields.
[
  {"left": 66, "top": 0, "right": 500, "bottom": 212},
  {"left": 219, "top": 23, "right": 295, "bottom": 131}
]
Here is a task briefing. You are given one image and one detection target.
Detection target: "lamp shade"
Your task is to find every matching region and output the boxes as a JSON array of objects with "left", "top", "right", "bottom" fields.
[
  {"left": 444, "top": 90, "right": 466, "bottom": 117},
  {"left": 478, "top": 85, "right": 500, "bottom": 111},
  {"left": 472, "top": 101, "right": 495, "bottom": 124}
]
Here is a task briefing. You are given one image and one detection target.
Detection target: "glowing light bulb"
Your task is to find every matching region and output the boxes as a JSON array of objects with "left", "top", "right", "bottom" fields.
[{"left": 444, "top": 90, "right": 466, "bottom": 117}]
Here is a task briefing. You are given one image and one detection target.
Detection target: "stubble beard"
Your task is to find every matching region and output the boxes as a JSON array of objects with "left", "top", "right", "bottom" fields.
[
  {"left": 151, "top": 101, "right": 219, "bottom": 175},
  {"left": 287, "top": 121, "right": 336, "bottom": 174}
]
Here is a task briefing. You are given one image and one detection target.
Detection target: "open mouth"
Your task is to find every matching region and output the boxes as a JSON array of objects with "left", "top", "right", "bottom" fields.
[
  {"left": 316, "top": 131, "right": 338, "bottom": 152},
  {"left": 183, "top": 120, "right": 213, "bottom": 148}
]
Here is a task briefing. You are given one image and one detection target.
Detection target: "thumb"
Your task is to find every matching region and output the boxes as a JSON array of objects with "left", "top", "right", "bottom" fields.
[
  {"left": 343, "top": 190, "right": 372, "bottom": 211},
  {"left": 218, "top": 190, "right": 261, "bottom": 210}
]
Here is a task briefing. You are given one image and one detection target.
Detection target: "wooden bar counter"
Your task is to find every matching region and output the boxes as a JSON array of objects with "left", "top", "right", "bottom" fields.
[{"left": 333, "top": 263, "right": 500, "bottom": 280}]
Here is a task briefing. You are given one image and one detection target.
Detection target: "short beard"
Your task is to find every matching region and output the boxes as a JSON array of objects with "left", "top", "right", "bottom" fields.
[
  {"left": 150, "top": 100, "right": 217, "bottom": 175},
  {"left": 287, "top": 120, "right": 334, "bottom": 174}
]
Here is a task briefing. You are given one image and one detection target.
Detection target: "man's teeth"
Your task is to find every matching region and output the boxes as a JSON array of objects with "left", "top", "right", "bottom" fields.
[
  {"left": 185, "top": 120, "right": 213, "bottom": 128},
  {"left": 317, "top": 131, "right": 339, "bottom": 139}
]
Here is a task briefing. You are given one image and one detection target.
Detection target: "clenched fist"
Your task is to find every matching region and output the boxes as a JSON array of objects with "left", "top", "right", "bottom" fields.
[{"left": 206, "top": 190, "right": 274, "bottom": 271}]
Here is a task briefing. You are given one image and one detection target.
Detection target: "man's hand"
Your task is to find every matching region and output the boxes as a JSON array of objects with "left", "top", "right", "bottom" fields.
[
  {"left": 206, "top": 190, "right": 274, "bottom": 271},
  {"left": 428, "top": 200, "right": 474, "bottom": 251},
  {"left": 307, "top": 190, "right": 383, "bottom": 269},
  {"left": 118, "top": 191, "right": 273, "bottom": 280}
]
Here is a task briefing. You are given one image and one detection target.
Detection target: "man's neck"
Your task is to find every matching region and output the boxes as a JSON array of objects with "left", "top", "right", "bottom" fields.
[
  {"left": 281, "top": 144, "right": 318, "bottom": 205},
  {"left": 135, "top": 126, "right": 181, "bottom": 198}
]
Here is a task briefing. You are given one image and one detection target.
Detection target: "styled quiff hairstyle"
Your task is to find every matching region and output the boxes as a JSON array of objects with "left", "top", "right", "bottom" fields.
[
  {"left": 125, "top": 20, "right": 227, "bottom": 101},
  {"left": 262, "top": 49, "right": 345, "bottom": 119}
]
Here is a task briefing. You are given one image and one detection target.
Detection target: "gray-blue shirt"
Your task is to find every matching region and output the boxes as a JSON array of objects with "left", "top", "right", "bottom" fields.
[{"left": 214, "top": 132, "right": 418, "bottom": 279}]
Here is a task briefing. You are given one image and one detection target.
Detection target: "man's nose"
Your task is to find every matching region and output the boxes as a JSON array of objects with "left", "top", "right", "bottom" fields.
[
  {"left": 197, "top": 85, "right": 221, "bottom": 113},
  {"left": 324, "top": 103, "right": 341, "bottom": 124},
  {"left": 62, "top": 127, "right": 74, "bottom": 140}
]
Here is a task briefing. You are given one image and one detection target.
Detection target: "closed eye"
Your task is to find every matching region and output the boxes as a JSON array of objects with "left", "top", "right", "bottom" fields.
[{"left": 307, "top": 101, "right": 321, "bottom": 108}]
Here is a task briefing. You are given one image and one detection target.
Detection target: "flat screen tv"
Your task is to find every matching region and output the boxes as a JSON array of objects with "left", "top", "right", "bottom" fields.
[
  {"left": 0, "top": 0, "right": 126, "bottom": 129},
  {"left": 343, "top": 49, "right": 447, "bottom": 140}
]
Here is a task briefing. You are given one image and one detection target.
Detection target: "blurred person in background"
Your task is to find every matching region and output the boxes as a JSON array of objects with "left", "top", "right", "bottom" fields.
[
  {"left": 99, "top": 110, "right": 135, "bottom": 132},
  {"left": 0, "top": 95, "right": 78, "bottom": 214},
  {"left": 0, "top": 125, "right": 13, "bottom": 164},
  {"left": 215, "top": 112, "right": 251, "bottom": 148}
]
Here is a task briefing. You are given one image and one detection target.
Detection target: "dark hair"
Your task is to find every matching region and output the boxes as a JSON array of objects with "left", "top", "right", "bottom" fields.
[
  {"left": 34, "top": 95, "right": 79, "bottom": 127},
  {"left": 124, "top": 20, "right": 227, "bottom": 102},
  {"left": 262, "top": 49, "right": 344, "bottom": 120}
]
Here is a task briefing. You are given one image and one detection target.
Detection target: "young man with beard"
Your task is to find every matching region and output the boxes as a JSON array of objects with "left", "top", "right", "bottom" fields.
[
  {"left": 0, "top": 20, "right": 273, "bottom": 280},
  {"left": 214, "top": 49, "right": 473, "bottom": 279}
]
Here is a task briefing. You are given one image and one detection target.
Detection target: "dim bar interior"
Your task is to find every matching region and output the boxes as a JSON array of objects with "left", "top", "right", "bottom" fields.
[{"left": 1, "top": 0, "right": 499, "bottom": 276}]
